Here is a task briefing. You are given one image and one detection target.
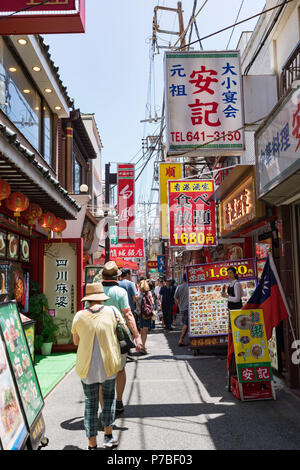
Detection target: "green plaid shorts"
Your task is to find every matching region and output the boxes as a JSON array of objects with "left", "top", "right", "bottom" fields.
[{"left": 81, "top": 378, "right": 116, "bottom": 437}]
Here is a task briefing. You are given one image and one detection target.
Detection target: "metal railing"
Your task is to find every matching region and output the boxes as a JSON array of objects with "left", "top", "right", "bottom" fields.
[{"left": 280, "top": 40, "right": 300, "bottom": 98}]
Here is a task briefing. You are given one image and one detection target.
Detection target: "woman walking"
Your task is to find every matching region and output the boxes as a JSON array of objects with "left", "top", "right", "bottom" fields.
[
  {"left": 137, "top": 280, "right": 154, "bottom": 354},
  {"left": 72, "top": 282, "right": 127, "bottom": 450}
]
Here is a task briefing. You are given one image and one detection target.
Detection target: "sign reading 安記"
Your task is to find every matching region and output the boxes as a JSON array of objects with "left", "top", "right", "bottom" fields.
[{"left": 165, "top": 51, "right": 244, "bottom": 154}]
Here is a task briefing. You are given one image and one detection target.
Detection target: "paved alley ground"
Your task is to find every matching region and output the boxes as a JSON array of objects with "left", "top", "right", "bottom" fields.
[{"left": 42, "top": 325, "right": 300, "bottom": 451}]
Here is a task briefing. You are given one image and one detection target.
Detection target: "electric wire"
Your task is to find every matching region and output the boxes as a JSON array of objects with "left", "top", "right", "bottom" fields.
[
  {"left": 0, "top": 0, "right": 53, "bottom": 20},
  {"left": 226, "top": 0, "right": 245, "bottom": 50}
]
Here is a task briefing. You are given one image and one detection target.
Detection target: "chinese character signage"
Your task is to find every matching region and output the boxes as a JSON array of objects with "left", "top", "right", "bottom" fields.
[
  {"left": 147, "top": 260, "right": 158, "bottom": 271},
  {"left": 165, "top": 51, "right": 244, "bottom": 154},
  {"left": 168, "top": 179, "right": 216, "bottom": 248},
  {"left": 117, "top": 164, "right": 135, "bottom": 243},
  {"left": 186, "top": 259, "right": 256, "bottom": 285},
  {"left": 187, "top": 259, "right": 257, "bottom": 341},
  {"left": 230, "top": 309, "right": 273, "bottom": 386},
  {"left": 0, "top": 0, "right": 85, "bottom": 35},
  {"left": 256, "top": 87, "right": 300, "bottom": 199},
  {"left": 109, "top": 238, "right": 144, "bottom": 258},
  {"left": 42, "top": 239, "right": 83, "bottom": 345},
  {"left": 159, "top": 162, "right": 183, "bottom": 239},
  {"left": 219, "top": 175, "right": 257, "bottom": 235}
]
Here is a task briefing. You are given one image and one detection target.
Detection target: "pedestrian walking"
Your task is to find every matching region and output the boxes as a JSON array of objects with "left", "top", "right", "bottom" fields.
[
  {"left": 101, "top": 261, "right": 143, "bottom": 416},
  {"left": 119, "top": 268, "right": 138, "bottom": 329},
  {"left": 159, "top": 279, "right": 174, "bottom": 331},
  {"left": 137, "top": 280, "right": 154, "bottom": 354},
  {"left": 72, "top": 282, "right": 126, "bottom": 449},
  {"left": 174, "top": 273, "right": 189, "bottom": 346}
]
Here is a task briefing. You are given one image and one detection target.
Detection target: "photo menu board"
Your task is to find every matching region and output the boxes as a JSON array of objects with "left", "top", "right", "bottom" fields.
[
  {"left": 186, "top": 259, "right": 257, "bottom": 343},
  {"left": 0, "top": 330, "right": 28, "bottom": 450},
  {"left": 0, "top": 301, "right": 44, "bottom": 428}
]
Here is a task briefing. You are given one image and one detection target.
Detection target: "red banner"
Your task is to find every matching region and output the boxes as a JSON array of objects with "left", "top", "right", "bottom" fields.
[
  {"left": 109, "top": 238, "right": 144, "bottom": 258},
  {"left": 0, "top": 0, "right": 85, "bottom": 34},
  {"left": 147, "top": 260, "right": 158, "bottom": 270},
  {"left": 168, "top": 179, "right": 216, "bottom": 248},
  {"left": 117, "top": 164, "right": 135, "bottom": 243},
  {"left": 186, "top": 259, "right": 256, "bottom": 285}
]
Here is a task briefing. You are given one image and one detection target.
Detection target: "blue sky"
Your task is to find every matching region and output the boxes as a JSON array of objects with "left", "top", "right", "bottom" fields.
[{"left": 43, "top": 0, "right": 265, "bottom": 212}]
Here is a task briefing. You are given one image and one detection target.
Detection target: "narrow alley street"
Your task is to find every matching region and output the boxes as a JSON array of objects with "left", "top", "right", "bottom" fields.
[{"left": 42, "top": 324, "right": 300, "bottom": 451}]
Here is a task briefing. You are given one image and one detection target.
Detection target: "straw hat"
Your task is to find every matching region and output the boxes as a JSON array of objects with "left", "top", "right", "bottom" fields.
[
  {"left": 101, "top": 261, "right": 122, "bottom": 278},
  {"left": 81, "top": 282, "right": 109, "bottom": 302}
]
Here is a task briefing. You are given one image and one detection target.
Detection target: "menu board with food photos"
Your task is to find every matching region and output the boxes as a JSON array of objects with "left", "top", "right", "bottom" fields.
[
  {"left": 187, "top": 259, "right": 257, "bottom": 341},
  {"left": 0, "top": 329, "right": 28, "bottom": 450},
  {"left": 0, "top": 301, "right": 44, "bottom": 428}
]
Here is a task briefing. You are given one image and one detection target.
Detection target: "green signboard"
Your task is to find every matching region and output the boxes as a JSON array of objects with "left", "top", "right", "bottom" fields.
[{"left": 0, "top": 301, "right": 44, "bottom": 427}]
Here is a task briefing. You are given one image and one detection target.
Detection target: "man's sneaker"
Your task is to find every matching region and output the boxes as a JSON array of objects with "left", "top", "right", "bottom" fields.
[
  {"left": 115, "top": 400, "right": 124, "bottom": 415},
  {"left": 103, "top": 434, "right": 118, "bottom": 449}
]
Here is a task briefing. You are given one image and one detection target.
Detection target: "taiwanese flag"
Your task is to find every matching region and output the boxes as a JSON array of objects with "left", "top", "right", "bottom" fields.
[{"left": 227, "top": 253, "right": 290, "bottom": 369}]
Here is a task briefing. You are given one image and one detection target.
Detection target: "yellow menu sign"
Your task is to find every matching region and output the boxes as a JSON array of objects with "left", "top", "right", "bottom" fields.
[
  {"left": 230, "top": 309, "right": 273, "bottom": 383},
  {"left": 159, "top": 162, "right": 182, "bottom": 238}
]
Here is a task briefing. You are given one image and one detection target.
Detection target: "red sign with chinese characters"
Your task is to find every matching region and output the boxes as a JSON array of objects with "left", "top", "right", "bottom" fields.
[
  {"left": 117, "top": 164, "right": 135, "bottom": 243},
  {"left": 186, "top": 259, "right": 256, "bottom": 285},
  {"left": 168, "top": 179, "right": 216, "bottom": 248},
  {"left": 109, "top": 238, "right": 144, "bottom": 259},
  {"left": 147, "top": 260, "right": 158, "bottom": 270},
  {"left": 0, "top": 0, "right": 85, "bottom": 35}
]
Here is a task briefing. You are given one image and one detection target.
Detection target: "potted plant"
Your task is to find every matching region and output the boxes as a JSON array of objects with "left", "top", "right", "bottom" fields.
[{"left": 29, "top": 281, "right": 58, "bottom": 355}]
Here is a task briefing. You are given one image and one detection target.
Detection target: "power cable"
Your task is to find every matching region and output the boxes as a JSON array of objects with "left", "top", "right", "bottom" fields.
[
  {"left": 0, "top": 0, "right": 53, "bottom": 20},
  {"left": 174, "top": 0, "right": 295, "bottom": 51},
  {"left": 226, "top": 0, "right": 245, "bottom": 50}
]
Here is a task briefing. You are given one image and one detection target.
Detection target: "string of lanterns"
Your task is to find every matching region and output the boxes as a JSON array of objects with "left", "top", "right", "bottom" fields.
[{"left": 0, "top": 178, "right": 67, "bottom": 238}]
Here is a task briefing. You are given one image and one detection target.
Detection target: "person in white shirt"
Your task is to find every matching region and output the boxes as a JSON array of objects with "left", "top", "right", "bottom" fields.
[{"left": 221, "top": 266, "right": 243, "bottom": 310}]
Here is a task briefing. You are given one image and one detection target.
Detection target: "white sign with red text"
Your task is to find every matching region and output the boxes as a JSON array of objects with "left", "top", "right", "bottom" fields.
[{"left": 165, "top": 51, "right": 244, "bottom": 154}]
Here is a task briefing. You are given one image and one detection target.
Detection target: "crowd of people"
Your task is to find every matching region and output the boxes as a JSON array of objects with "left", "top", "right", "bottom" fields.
[{"left": 71, "top": 261, "right": 189, "bottom": 450}]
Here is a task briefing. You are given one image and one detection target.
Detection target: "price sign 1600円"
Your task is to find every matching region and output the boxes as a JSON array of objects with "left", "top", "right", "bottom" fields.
[{"left": 167, "top": 179, "right": 216, "bottom": 248}]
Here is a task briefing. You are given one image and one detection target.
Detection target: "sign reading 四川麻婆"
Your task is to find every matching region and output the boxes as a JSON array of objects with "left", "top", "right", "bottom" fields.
[
  {"left": 168, "top": 179, "right": 216, "bottom": 248},
  {"left": 165, "top": 51, "right": 244, "bottom": 155},
  {"left": 0, "top": 0, "right": 85, "bottom": 35}
]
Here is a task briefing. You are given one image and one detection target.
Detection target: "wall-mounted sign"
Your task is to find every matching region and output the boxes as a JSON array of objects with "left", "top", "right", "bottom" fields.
[
  {"left": 165, "top": 51, "right": 244, "bottom": 154},
  {"left": 256, "top": 86, "right": 300, "bottom": 199},
  {"left": 109, "top": 238, "right": 144, "bottom": 258},
  {"left": 147, "top": 260, "right": 158, "bottom": 270},
  {"left": 117, "top": 164, "right": 135, "bottom": 243},
  {"left": 0, "top": 0, "right": 85, "bottom": 35},
  {"left": 42, "top": 239, "right": 83, "bottom": 345},
  {"left": 159, "top": 162, "right": 183, "bottom": 239},
  {"left": 168, "top": 179, "right": 216, "bottom": 248}
]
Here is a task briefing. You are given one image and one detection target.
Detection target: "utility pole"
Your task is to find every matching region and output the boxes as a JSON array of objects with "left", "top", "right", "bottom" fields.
[{"left": 104, "top": 163, "right": 117, "bottom": 263}]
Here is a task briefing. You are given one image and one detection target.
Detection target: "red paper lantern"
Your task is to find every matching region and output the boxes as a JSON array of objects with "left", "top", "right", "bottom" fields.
[
  {"left": 52, "top": 217, "right": 67, "bottom": 241},
  {"left": 23, "top": 203, "right": 42, "bottom": 235},
  {"left": 38, "top": 212, "right": 56, "bottom": 238},
  {"left": 0, "top": 178, "right": 11, "bottom": 205},
  {"left": 5, "top": 192, "right": 29, "bottom": 225}
]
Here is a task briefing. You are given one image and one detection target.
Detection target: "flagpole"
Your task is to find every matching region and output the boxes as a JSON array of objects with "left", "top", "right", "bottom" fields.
[{"left": 268, "top": 252, "right": 297, "bottom": 343}]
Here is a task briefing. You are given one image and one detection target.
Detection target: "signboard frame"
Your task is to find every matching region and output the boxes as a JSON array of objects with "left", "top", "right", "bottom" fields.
[
  {"left": 0, "top": 326, "right": 28, "bottom": 450},
  {"left": 159, "top": 162, "right": 183, "bottom": 239},
  {"left": 0, "top": 301, "right": 44, "bottom": 430},
  {"left": 167, "top": 179, "right": 217, "bottom": 248},
  {"left": 186, "top": 259, "right": 257, "bottom": 348},
  {"left": 230, "top": 308, "right": 276, "bottom": 401},
  {"left": 117, "top": 163, "right": 135, "bottom": 243},
  {"left": 165, "top": 50, "right": 245, "bottom": 155}
]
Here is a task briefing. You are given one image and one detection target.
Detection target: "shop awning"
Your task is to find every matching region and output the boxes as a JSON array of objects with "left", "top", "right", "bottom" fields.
[
  {"left": 94, "top": 255, "right": 139, "bottom": 270},
  {"left": 0, "top": 124, "right": 80, "bottom": 220}
]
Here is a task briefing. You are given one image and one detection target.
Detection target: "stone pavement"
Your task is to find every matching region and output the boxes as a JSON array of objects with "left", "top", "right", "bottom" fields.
[{"left": 42, "top": 324, "right": 300, "bottom": 450}]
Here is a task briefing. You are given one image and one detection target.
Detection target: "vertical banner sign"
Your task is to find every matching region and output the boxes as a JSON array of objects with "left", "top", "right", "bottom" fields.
[
  {"left": 168, "top": 179, "right": 216, "bottom": 248},
  {"left": 42, "top": 239, "right": 82, "bottom": 345},
  {"left": 230, "top": 309, "right": 275, "bottom": 401},
  {"left": 159, "top": 162, "right": 183, "bottom": 238},
  {"left": 157, "top": 255, "right": 166, "bottom": 273},
  {"left": 165, "top": 51, "right": 244, "bottom": 153},
  {"left": 117, "top": 164, "right": 135, "bottom": 243}
]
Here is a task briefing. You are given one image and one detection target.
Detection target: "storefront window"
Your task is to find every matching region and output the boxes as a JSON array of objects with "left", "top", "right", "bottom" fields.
[
  {"left": 43, "top": 104, "right": 52, "bottom": 166},
  {"left": 0, "top": 38, "right": 53, "bottom": 167},
  {"left": 73, "top": 153, "right": 81, "bottom": 194}
]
